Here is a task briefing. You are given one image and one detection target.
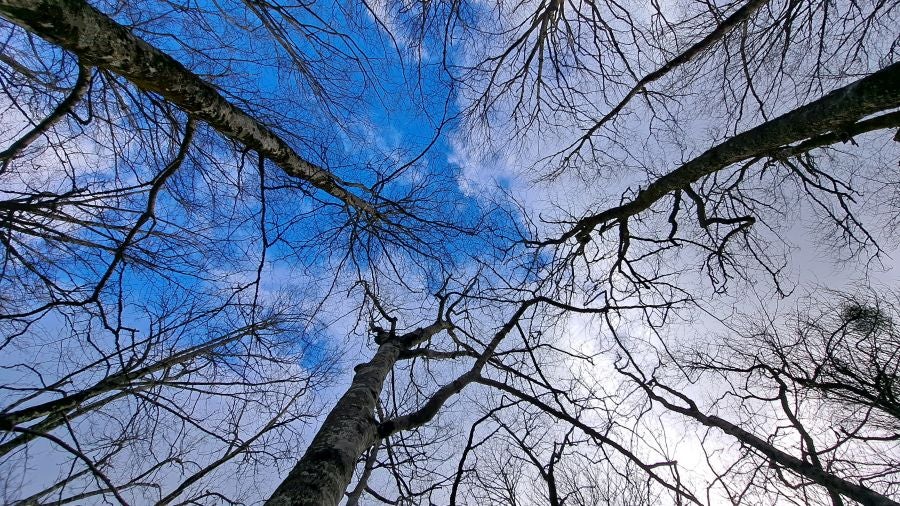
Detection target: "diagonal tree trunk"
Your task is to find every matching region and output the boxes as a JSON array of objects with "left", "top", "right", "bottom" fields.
[
  {"left": 636, "top": 380, "right": 900, "bottom": 506},
  {"left": 0, "top": 0, "right": 374, "bottom": 214},
  {"left": 268, "top": 299, "right": 537, "bottom": 506},
  {"left": 547, "top": 62, "right": 900, "bottom": 245},
  {"left": 0, "top": 322, "right": 270, "bottom": 456}
]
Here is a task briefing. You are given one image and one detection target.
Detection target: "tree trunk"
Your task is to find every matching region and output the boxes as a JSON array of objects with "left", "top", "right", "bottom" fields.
[
  {"left": 0, "top": 323, "right": 263, "bottom": 455},
  {"left": 266, "top": 322, "right": 448, "bottom": 506},
  {"left": 642, "top": 384, "right": 900, "bottom": 506},
  {"left": 0, "top": 0, "right": 373, "bottom": 214},
  {"left": 555, "top": 62, "right": 900, "bottom": 244}
]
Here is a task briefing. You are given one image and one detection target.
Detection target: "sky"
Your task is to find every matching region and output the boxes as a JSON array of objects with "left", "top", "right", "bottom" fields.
[{"left": 1, "top": 0, "right": 899, "bottom": 503}]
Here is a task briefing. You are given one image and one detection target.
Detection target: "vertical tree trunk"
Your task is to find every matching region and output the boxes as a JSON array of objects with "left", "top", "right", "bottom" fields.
[{"left": 266, "top": 322, "right": 448, "bottom": 506}]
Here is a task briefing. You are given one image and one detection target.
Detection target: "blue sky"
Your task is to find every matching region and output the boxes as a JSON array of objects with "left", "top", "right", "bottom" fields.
[{"left": 3, "top": 0, "right": 900, "bottom": 503}]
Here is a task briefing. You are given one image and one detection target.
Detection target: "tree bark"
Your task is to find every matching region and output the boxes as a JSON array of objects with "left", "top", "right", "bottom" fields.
[
  {"left": 0, "top": 322, "right": 265, "bottom": 455},
  {"left": 0, "top": 0, "right": 374, "bottom": 214},
  {"left": 642, "top": 383, "right": 900, "bottom": 506},
  {"left": 266, "top": 322, "right": 449, "bottom": 506},
  {"left": 550, "top": 62, "right": 900, "bottom": 244},
  {"left": 0, "top": 62, "right": 92, "bottom": 170}
]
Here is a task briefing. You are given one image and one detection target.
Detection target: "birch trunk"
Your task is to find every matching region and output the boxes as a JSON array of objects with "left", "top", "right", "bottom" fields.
[
  {"left": 266, "top": 322, "right": 449, "bottom": 506},
  {"left": 0, "top": 0, "right": 374, "bottom": 214},
  {"left": 554, "top": 61, "right": 900, "bottom": 244}
]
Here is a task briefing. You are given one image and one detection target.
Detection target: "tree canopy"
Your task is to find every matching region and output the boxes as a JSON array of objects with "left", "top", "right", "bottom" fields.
[{"left": 0, "top": 0, "right": 898, "bottom": 504}]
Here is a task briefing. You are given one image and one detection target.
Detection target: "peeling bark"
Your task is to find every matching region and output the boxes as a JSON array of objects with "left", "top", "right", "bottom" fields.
[{"left": 0, "top": 0, "right": 374, "bottom": 214}]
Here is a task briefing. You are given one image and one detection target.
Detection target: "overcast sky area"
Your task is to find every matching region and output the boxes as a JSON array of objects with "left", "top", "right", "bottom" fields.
[{"left": 0, "top": 0, "right": 898, "bottom": 504}]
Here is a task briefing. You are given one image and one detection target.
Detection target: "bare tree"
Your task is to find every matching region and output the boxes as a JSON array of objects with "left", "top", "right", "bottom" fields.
[
  {"left": 1, "top": 0, "right": 899, "bottom": 505},
  {"left": 0, "top": 0, "right": 465, "bottom": 501}
]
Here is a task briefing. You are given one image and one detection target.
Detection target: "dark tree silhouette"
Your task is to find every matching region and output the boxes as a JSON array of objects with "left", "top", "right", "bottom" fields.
[{"left": 0, "top": 0, "right": 898, "bottom": 504}]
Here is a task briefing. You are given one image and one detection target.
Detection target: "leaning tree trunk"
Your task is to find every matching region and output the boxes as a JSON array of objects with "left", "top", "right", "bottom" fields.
[
  {"left": 0, "top": 322, "right": 262, "bottom": 456},
  {"left": 640, "top": 383, "right": 900, "bottom": 506},
  {"left": 0, "top": 0, "right": 374, "bottom": 214},
  {"left": 552, "top": 61, "right": 900, "bottom": 244}
]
